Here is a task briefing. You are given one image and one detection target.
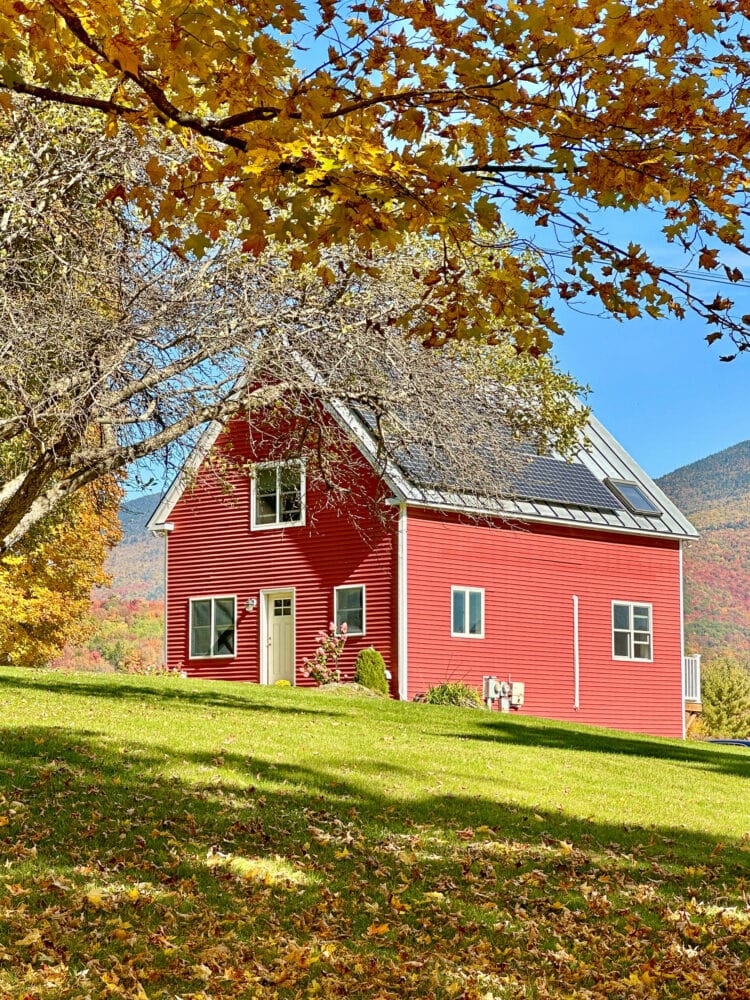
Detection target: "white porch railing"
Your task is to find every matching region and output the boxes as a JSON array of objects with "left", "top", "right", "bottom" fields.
[{"left": 684, "top": 654, "right": 701, "bottom": 703}]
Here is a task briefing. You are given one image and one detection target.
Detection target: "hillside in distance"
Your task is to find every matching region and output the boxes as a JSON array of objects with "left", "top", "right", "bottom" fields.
[
  {"left": 50, "top": 494, "right": 165, "bottom": 673},
  {"left": 102, "top": 493, "right": 164, "bottom": 600},
  {"left": 657, "top": 441, "right": 750, "bottom": 660}
]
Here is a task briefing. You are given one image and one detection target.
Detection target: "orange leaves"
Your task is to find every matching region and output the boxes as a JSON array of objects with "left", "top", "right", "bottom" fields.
[
  {"left": 107, "top": 33, "right": 141, "bottom": 77},
  {"left": 698, "top": 247, "right": 719, "bottom": 270},
  {"left": 144, "top": 156, "right": 166, "bottom": 185},
  {"left": 0, "top": 1, "right": 749, "bottom": 347}
]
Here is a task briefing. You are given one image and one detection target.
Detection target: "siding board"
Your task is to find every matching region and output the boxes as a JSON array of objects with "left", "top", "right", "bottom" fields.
[
  {"left": 167, "top": 418, "right": 398, "bottom": 688},
  {"left": 406, "top": 508, "right": 683, "bottom": 737}
]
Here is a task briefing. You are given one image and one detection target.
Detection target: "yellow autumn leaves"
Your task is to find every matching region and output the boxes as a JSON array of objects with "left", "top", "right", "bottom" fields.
[
  {"left": 0, "top": 480, "right": 121, "bottom": 667},
  {"left": 1, "top": 0, "right": 748, "bottom": 348}
]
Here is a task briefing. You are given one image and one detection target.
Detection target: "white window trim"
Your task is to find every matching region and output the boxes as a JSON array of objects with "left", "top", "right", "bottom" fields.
[
  {"left": 612, "top": 600, "right": 653, "bottom": 662},
  {"left": 334, "top": 584, "right": 366, "bottom": 636},
  {"left": 189, "top": 595, "right": 237, "bottom": 660},
  {"left": 451, "top": 586, "right": 485, "bottom": 639},
  {"left": 250, "top": 460, "right": 306, "bottom": 531}
]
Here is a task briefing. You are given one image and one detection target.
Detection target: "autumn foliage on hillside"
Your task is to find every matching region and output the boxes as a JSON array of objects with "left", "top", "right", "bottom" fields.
[
  {"left": 0, "top": 480, "right": 121, "bottom": 667},
  {"left": 51, "top": 597, "right": 164, "bottom": 674},
  {"left": 683, "top": 516, "right": 750, "bottom": 659},
  {"left": 49, "top": 495, "right": 165, "bottom": 673},
  {"left": 658, "top": 443, "right": 750, "bottom": 659}
]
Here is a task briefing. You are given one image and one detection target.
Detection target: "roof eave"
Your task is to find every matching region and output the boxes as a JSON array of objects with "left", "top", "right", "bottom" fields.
[{"left": 391, "top": 496, "right": 699, "bottom": 541}]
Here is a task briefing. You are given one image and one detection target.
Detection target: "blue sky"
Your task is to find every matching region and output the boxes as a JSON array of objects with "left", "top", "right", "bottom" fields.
[{"left": 547, "top": 267, "right": 749, "bottom": 480}]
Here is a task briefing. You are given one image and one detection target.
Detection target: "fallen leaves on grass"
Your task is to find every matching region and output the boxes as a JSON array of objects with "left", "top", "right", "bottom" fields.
[{"left": 0, "top": 729, "right": 748, "bottom": 999}]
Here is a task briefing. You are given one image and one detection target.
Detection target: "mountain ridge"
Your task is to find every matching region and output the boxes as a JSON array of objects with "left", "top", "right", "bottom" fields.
[
  {"left": 102, "top": 492, "right": 164, "bottom": 600},
  {"left": 656, "top": 439, "right": 750, "bottom": 518},
  {"left": 657, "top": 442, "right": 750, "bottom": 659}
]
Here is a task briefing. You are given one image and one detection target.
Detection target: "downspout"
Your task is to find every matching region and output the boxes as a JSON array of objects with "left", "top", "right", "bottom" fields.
[
  {"left": 397, "top": 504, "right": 408, "bottom": 700},
  {"left": 152, "top": 523, "right": 174, "bottom": 668},
  {"left": 679, "top": 541, "right": 686, "bottom": 740},
  {"left": 572, "top": 594, "right": 580, "bottom": 710}
]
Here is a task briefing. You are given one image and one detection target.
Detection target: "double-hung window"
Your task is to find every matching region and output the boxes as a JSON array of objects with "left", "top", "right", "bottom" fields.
[
  {"left": 251, "top": 461, "right": 305, "bottom": 529},
  {"left": 334, "top": 585, "right": 365, "bottom": 635},
  {"left": 451, "top": 587, "right": 484, "bottom": 638},
  {"left": 190, "top": 596, "right": 236, "bottom": 658},
  {"left": 612, "top": 602, "right": 652, "bottom": 661}
]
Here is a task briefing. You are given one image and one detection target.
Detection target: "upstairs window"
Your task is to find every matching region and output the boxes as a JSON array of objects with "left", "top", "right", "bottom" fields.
[
  {"left": 451, "top": 587, "right": 484, "bottom": 638},
  {"left": 612, "top": 602, "right": 652, "bottom": 661},
  {"left": 251, "top": 461, "right": 305, "bottom": 529},
  {"left": 190, "top": 596, "right": 236, "bottom": 658},
  {"left": 334, "top": 585, "right": 365, "bottom": 635}
]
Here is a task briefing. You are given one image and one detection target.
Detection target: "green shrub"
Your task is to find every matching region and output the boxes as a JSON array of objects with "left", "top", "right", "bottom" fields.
[
  {"left": 422, "top": 681, "right": 482, "bottom": 708},
  {"left": 354, "top": 647, "right": 389, "bottom": 694},
  {"left": 701, "top": 657, "right": 750, "bottom": 738}
]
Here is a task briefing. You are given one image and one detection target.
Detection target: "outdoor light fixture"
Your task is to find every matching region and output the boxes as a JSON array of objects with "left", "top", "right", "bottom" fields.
[{"left": 245, "top": 597, "right": 257, "bottom": 612}]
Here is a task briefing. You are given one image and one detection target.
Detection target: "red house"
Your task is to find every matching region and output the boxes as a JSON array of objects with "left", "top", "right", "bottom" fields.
[{"left": 148, "top": 397, "right": 698, "bottom": 739}]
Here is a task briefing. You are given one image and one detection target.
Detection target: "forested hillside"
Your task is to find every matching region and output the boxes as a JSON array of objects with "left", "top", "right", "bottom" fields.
[
  {"left": 50, "top": 494, "right": 164, "bottom": 673},
  {"left": 104, "top": 494, "right": 164, "bottom": 601},
  {"left": 657, "top": 442, "right": 750, "bottom": 660}
]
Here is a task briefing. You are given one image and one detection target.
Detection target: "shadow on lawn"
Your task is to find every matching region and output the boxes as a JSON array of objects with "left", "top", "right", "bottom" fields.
[
  {"left": 460, "top": 714, "right": 750, "bottom": 781},
  {"left": 0, "top": 671, "right": 341, "bottom": 718},
  {"left": 1, "top": 724, "right": 749, "bottom": 998},
  {"left": 0, "top": 723, "right": 747, "bottom": 881}
]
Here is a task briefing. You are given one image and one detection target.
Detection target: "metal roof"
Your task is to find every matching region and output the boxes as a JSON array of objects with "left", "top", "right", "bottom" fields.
[
  {"left": 149, "top": 390, "right": 698, "bottom": 542},
  {"left": 339, "top": 401, "right": 698, "bottom": 540}
]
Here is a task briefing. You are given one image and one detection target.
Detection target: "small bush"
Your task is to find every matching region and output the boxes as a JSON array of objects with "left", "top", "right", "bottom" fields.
[
  {"left": 354, "top": 647, "right": 389, "bottom": 694},
  {"left": 422, "top": 681, "right": 482, "bottom": 708},
  {"left": 701, "top": 657, "right": 750, "bottom": 738}
]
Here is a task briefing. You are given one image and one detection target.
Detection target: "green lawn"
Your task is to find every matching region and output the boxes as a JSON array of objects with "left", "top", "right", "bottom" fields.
[{"left": 0, "top": 669, "right": 748, "bottom": 999}]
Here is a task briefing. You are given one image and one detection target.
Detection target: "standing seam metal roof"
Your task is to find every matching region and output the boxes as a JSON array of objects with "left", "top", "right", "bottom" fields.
[
  {"left": 148, "top": 386, "right": 698, "bottom": 541},
  {"left": 339, "top": 401, "right": 698, "bottom": 541}
]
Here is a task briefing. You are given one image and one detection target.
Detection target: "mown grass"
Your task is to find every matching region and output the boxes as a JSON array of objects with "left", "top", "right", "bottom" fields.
[{"left": 0, "top": 668, "right": 748, "bottom": 999}]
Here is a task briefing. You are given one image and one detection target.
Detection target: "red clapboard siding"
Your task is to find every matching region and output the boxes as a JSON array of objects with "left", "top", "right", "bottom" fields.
[
  {"left": 406, "top": 508, "right": 684, "bottom": 738},
  {"left": 166, "top": 418, "right": 398, "bottom": 687}
]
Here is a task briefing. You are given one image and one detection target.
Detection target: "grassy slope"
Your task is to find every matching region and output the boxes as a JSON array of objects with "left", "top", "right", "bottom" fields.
[{"left": 0, "top": 671, "right": 749, "bottom": 999}]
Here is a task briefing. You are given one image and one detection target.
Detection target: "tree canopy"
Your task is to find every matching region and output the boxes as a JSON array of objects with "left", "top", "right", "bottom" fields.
[
  {"left": 0, "top": 100, "right": 586, "bottom": 554},
  {"left": 0, "top": 478, "right": 121, "bottom": 667},
  {"left": 4, "top": 1, "right": 750, "bottom": 352}
]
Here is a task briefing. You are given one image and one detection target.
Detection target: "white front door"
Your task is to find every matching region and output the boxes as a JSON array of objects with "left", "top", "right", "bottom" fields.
[{"left": 265, "top": 591, "right": 295, "bottom": 684}]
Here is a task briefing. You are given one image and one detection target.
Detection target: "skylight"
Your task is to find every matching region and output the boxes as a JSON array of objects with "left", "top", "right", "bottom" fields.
[{"left": 606, "top": 479, "right": 661, "bottom": 516}]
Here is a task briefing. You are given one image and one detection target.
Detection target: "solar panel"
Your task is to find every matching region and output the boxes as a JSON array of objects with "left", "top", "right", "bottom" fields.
[
  {"left": 351, "top": 404, "right": 628, "bottom": 512},
  {"left": 509, "top": 456, "right": 623, "bottom": 511}
]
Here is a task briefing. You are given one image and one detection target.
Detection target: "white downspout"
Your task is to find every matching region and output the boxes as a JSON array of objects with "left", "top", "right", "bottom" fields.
[
  {"left": 397, "top": 504, "right": 408, "bottom": 700},
  {"left": 572, "top": 594, "right": 580, "bottom": 710},
  {"left": 679, "top": 541, "right": 686, "bottom": 740},
  {"left": 152, "top": 523, "right": 174, "bottom": 668}
]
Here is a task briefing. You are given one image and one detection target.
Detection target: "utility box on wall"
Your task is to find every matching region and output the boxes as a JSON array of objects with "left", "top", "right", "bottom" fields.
[
  {"left": 510, "top": 682, "right": 525, "bottom": 708},
  {"left": 482, "top": 676, "right": 525, "bottom": 711}
]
